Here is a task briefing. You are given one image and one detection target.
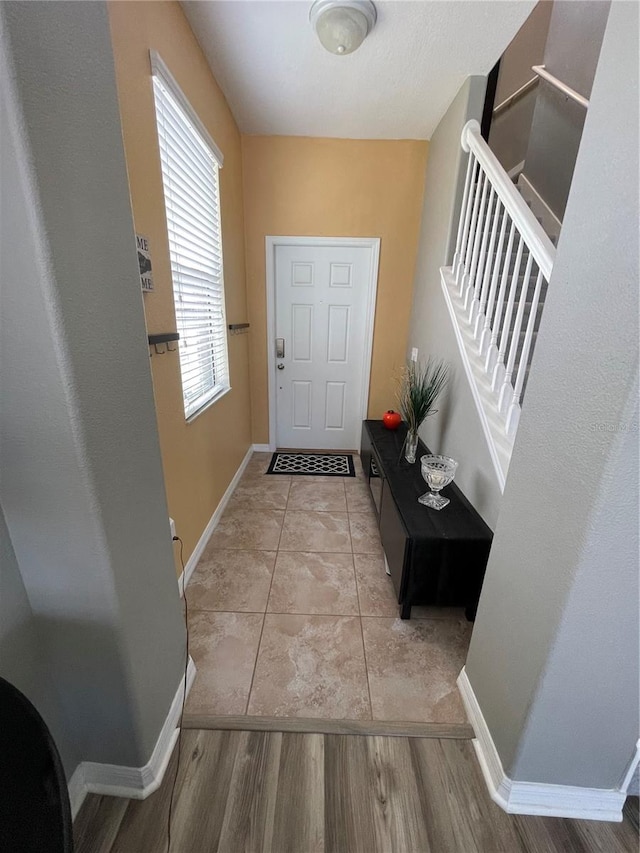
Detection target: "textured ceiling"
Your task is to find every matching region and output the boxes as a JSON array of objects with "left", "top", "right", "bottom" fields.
[{"left": 182, "top": 0, "right": 536, "bottom": 140}]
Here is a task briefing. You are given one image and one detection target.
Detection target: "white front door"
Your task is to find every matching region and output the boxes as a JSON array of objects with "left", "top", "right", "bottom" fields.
[{"left": 273, "top": 240, "right": 378, "bottom": 450}]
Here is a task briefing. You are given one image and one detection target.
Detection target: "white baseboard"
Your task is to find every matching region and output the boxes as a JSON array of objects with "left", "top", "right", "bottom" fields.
[
  {"left": 69, "top": 656, "right": 196, "bottom": 819},
  {"left": 177, "top": 445, "right": 254, "bottom": 594},
  {"left": 252, "top": 443, "right": 273, "bottom": 452},
  {"left": 619, "top": 739, "right": 640, "bottom": 795},
  {"left": 457, "top": 667, "right": 626, "bottom": 822}
]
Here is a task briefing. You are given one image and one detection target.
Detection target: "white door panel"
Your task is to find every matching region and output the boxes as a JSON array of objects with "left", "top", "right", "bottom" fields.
[{"left": 274, "top": 242, "right": 375, "bottom": 450}]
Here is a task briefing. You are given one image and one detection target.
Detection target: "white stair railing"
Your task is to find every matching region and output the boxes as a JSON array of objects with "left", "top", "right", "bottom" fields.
[{"left": 449, "top": 120, "right": 556, "bottom": 440}]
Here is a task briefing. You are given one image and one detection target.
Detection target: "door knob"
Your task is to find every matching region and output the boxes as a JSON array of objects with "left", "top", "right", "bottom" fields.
[{"left": 277, "top": 363, "right": 285, "bottom": 370}]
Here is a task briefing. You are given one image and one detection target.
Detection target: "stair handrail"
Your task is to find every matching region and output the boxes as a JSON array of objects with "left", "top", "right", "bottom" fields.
[
  {"left": 532, "top": 65, "right": 589, "bottom": 110},
  {"left": 461, "top": 120, "right": 556, "bottom": 281},
  {"left": 493, "top": 75, "right": 539, "bottom": 116}
]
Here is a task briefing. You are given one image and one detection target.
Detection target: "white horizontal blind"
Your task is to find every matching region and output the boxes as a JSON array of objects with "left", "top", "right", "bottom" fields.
[{"left": 152, "top": 61, "right": 229, "bottom": 419}]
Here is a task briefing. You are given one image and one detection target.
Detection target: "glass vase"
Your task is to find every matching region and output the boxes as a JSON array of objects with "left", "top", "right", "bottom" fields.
[
  {"left": 418, "top": 455, "right": 458, "bottom": 510},
  {"left": 404, "top": 429, "right": 419, "bottom": 464}
]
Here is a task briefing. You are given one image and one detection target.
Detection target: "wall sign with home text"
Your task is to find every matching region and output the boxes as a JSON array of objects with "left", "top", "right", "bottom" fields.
[{"left": 136, "top": 234, "right": 154, "bottom": 292}]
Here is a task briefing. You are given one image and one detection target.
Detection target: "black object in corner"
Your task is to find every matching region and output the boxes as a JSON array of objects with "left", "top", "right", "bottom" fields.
[
  {"left": 481, "top": 59, "right": 501, "bottom": 141},
  {"left": 0, "top": 677, "right": 73, "bottom": 852}
]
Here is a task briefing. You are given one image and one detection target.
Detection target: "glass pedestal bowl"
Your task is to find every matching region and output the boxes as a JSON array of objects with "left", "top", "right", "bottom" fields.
[{"left": 418, "top": 455, "right": 458, "bottom": 510}]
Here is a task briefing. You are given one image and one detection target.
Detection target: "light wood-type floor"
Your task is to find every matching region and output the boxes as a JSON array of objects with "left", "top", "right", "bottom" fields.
[{"left": 74, "top": 729, "right": 639, "bottom": 853}]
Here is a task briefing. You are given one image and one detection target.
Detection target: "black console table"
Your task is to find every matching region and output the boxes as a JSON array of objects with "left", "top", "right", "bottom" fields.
[{"left": 361, "top": 420, "right": 492, "bottom": 620}]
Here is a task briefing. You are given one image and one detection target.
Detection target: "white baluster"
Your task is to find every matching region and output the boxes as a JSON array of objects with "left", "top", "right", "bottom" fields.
[
  {"left": 491, "top": 234, "right": 524, "bottom": 392},
  {"left": 505, "top": 269, "right": 545, "bottom": 434},
  {"left": 453, "top": 153, "right": 475, "bottom": 280},
  {"left": 456, "top": 160, "right": 481, "bottom": 293},
  {"left": 471, "top": 192, "right": 500, "bottom": 334},
  {"left": 463, "top": 173, "right": 490, "bottom": 310},
  {"left": 485, "top": 220, "right": 516, "bottom": 375},
  {"left": 499, "top": 252, "right": 534, "bottom": 415},
  {"left": 449, "top": 119, "right": 558, "bottom": 451},
  {"left": 478, "top": 203, "right": 508, "bottom": 350},
  {"left": 460, "top": 170, "right": 486, "bottom": 298}
]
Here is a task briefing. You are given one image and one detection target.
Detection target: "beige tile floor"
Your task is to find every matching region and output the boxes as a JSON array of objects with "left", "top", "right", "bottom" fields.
[{"left": 185, "top": 453, "right": 472, "bottom": 724}]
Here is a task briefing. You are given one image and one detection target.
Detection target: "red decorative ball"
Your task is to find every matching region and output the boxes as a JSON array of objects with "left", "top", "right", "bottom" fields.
[{"left": 383, "top": 410, "right": 402, "bottom": 430}]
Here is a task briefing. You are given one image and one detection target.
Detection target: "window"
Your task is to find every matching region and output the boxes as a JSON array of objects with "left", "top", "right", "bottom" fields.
[{"left": 151, "top": 53, "right": 229, "bottom": 420}]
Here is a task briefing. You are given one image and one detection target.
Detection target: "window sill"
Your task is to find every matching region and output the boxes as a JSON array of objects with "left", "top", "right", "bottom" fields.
[{"left": 186, "top": 385, "right": 231, "bottom": 424}]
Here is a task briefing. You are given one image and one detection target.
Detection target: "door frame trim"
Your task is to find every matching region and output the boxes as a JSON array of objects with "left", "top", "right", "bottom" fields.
[{"left": 265, "top": 235, "right": 381, "bottom": 451}]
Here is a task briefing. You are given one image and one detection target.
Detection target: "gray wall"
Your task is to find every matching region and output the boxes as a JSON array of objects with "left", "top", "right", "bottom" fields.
[
  {"left": 0, "top": 506, "right": 79, "bottom": 776},
  {"left": 0, "top": 1, "right": 185, "bottom": 776},
  {"left": 466, "top": 0, "right": 639, "bottom": 790},
  {"left": 407, "top": 76, "right": 504, "bottom": 531},
  {"left": 523, "top": 0, "right": 611, "bottom": 219},
  {"left": 489, "top": 0, "right": 553, "bottom": 174}
]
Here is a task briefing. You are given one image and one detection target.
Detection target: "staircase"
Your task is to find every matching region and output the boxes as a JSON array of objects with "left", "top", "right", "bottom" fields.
[{"left": 440, "top": 120, "right": 557, "bottom": 489}]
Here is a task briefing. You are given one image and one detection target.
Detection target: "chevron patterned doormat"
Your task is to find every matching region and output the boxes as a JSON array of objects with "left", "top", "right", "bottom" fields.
[{"left": 266, "top": 452, "right": 355, "bottom": 477}]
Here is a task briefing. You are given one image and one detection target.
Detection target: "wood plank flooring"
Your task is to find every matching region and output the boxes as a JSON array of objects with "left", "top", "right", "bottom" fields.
[{"left": 74, "top": 730, "right": 639, "bottom": 853}]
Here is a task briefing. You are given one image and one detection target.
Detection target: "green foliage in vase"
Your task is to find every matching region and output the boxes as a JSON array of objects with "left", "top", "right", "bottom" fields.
[{"left": 397, "top": 357, "right": 449, "bottom": 434}]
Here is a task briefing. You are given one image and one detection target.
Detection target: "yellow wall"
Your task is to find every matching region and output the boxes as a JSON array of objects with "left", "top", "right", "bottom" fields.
[
  {"left": 108, "top": 2, "right": 252, "bottom": 566},
  {"left": 241, "top": 136, "right": 428, "bottom": 444},
  {"left": 108, "top": 3, "right": 429, "bottom": 564}
]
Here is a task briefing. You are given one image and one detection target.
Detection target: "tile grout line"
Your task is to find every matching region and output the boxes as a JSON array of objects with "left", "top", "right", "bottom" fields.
[
  {"left": 351, "top": 547, "right": 375, "bottom": 722},
  {"left": 280, "top": 509, "right": 373, "bottom": 514},
  {"left": 352, "top": 553, "right": 362, "bottom": 618},
  {"left": 242, "top": 474, "right": 290, "bottom": 716},
  {"left": 241, "top": 459, "right": 276, "bottom": 716},
  {"left": 242, "top": 587, "right": 270, "bottom": 717},
  {"left": 208, "top": 546, "right": 360, "bottom": 554},
  {"left": 243, "top": 608, "right": 267, "bottom": 716},
  {"left": 359, "top": 622, "right": 375, "bottom": 723},
  {"left": 350, "top": 460, "right": 375, "bottom": 720}
]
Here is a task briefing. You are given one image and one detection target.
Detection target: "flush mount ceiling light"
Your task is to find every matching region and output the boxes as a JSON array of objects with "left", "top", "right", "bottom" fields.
[{"left": 310, "top": 0, "right": 377, "bottom": 55}]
